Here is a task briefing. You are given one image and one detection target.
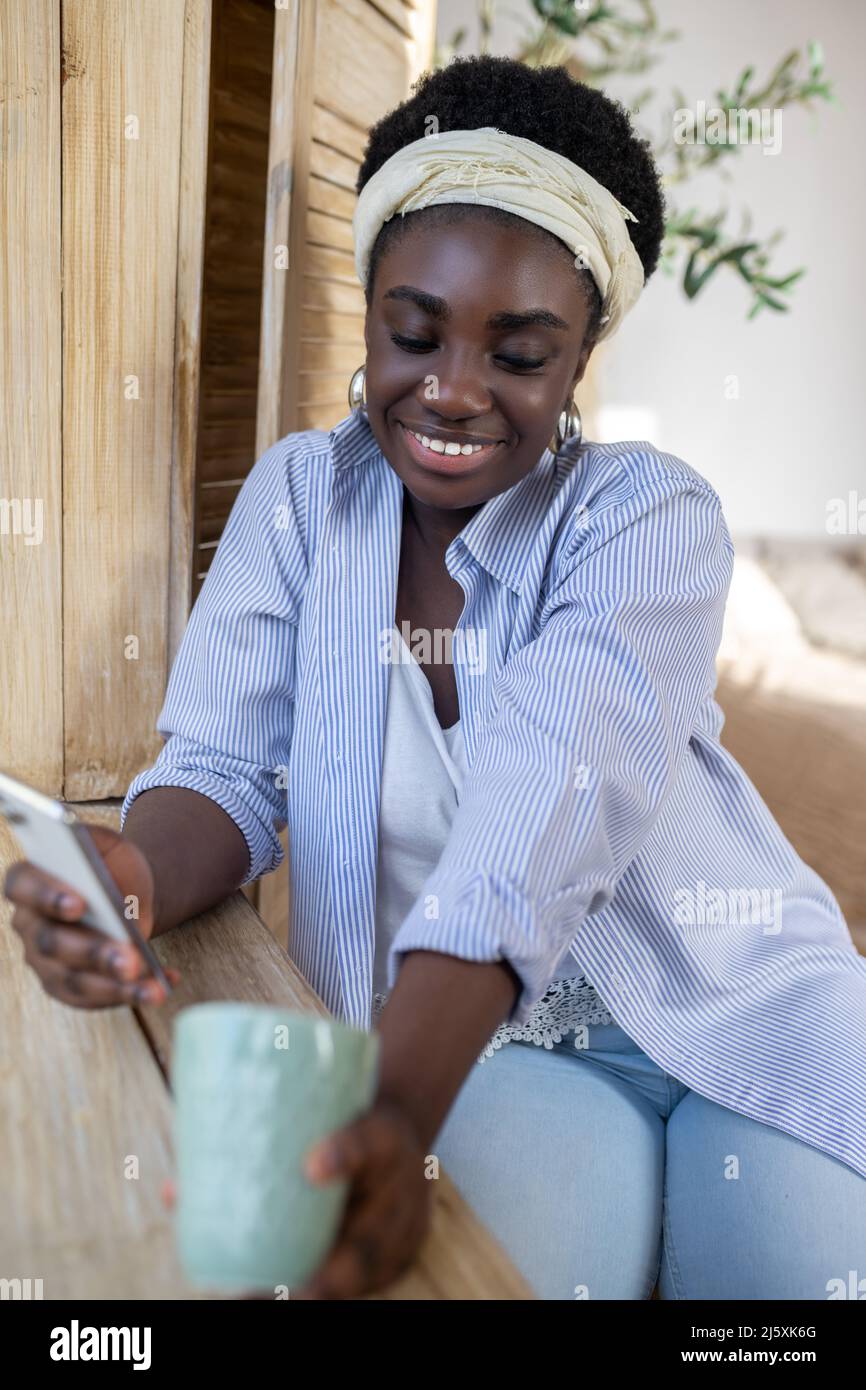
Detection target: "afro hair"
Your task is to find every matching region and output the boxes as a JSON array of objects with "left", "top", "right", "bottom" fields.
[{"left": 356, "top": 54, "right": 666, "bottom": 340}]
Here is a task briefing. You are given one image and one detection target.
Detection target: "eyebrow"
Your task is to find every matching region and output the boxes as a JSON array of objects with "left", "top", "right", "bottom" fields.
[{"left": 383, "top": 285, "right": 570, "bottom": 332}]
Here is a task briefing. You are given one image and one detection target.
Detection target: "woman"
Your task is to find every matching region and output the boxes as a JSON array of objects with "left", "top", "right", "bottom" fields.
[{"left": 6, "top": 56, "right": 866, "bottom": 1301}]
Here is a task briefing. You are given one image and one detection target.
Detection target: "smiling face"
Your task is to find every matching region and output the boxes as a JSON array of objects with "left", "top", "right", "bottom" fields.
[{"left": 362, "top": 210, "right": 598, "bottom": 514}]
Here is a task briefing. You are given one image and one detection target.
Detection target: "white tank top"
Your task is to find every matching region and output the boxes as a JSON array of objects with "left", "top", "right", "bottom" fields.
[{"left": 372, "top": 628, "right": 614, "bottom": 1061}]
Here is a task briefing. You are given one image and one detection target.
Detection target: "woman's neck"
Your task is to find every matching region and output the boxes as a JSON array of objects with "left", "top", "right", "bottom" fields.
[{"left": 401, "top": 486, "right": 483, "bottom": 559}]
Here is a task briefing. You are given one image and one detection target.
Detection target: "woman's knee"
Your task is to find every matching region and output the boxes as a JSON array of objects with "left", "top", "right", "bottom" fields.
[{"left": 431, "top": 1041, "right": 666, "bottom": 1299}]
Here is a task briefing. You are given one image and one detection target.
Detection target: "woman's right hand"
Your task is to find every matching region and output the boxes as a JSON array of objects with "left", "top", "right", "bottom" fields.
[{"left": 2, "top": 824, "right": 180, "bottom": 1009}]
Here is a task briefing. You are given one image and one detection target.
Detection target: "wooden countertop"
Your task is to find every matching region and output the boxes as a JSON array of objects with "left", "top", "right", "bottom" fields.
[{"left": 0, "top": 812, "right": 533, "bottom": 1300}]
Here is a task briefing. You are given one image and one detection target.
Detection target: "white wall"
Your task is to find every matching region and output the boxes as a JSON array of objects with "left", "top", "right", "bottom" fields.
[{"left": 435, "top": 0, "right": 866, "bottom": 537}]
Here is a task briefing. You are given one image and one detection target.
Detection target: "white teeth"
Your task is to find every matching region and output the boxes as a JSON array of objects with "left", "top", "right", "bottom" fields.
[{"left": 407, "top": 427, "right": 488, "bottom": 456}]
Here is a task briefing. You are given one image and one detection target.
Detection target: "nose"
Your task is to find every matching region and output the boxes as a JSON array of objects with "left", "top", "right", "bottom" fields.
[{"left": 415, "top": 347, "right": 493, "bottom": 419}]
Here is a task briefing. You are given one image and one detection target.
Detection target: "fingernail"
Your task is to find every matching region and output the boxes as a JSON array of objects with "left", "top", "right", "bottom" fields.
[
  {"left": 110, "top": 949, "right": 136, "bottom": 980},
  {"left": 58, "top": 893, "right": 82, "bottom": 915}
]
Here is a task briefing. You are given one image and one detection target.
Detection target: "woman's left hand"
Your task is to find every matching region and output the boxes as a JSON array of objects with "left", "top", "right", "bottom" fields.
[
  {"left": 291, "top": 1097, "right": 435, "bottom": 1299},
  {"left": 160, "top": 1097, "right": 434, "bottom": 1300}
]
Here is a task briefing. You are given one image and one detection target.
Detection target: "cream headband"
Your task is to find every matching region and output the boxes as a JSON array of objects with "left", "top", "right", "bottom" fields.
[{"left": 353, "top": 126, "right": 645, "bottom": 342}]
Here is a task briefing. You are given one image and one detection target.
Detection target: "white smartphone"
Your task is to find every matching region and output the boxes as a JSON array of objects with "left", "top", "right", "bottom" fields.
[{"left": 0, "top": 768, "right": 172, "bottom": 994}]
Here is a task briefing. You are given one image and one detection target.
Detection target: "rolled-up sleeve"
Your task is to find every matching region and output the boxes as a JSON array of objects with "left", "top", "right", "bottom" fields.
[
  {"left": 386, "top": 475, "right": 735, "bottom": 1025},
  {"left": 119, "top": 437, "right": 308, "bottom": 886}
]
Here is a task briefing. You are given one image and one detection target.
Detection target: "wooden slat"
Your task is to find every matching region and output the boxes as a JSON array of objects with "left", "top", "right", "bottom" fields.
[
  {"left": 197, "top": 451, "right": 256, "bottom": 486},
  {"left": 201, "top": 325, "right": 262, "bottom": 362},
  {"left": 305, "top": 240, "right": 358, "bottom": 281},
  {"left": 198, "top": 504, "right": 242, "bottom": 540},
  {"left": 168, "top": 0, "right": 213, "bottom": 674},
  {"left": 200, "top": 361, "right": 260, "bottom": 392},
  {"left": 206, "top": 83, "right": 272, "bottom": 137},
  {"left": 300, "top": 305, "right": 365, "bottom": 340},
  {"left": 307, "top": 171, "right": 357, "bottom": 219},
  {"left": 255, "top": 0, "right": 304, "bottom": 453},
  {"left": 311, "top": 101, "right": 368, "bottom": 162},
  {"left": 298, "top": 340, "right": 364, "bottom": 374},
  {"left": 363, "top": 0, "right": 417, "bottom": 41},
  {"left": 306, "top": 206, "right": 355, "bottom": 253},
  {"left": 302, "top": 273, "right": 366, "bottom": 315},
  {"left": 297, "top": 402, "right": 352, "bottom": 431},
  {"left": 328, "top": 0, "right": 410, "bottom": 61},
  {"left": 309, "top": 139, "right": 361, "bottom": 194},
  {"left": 62, "top": 0, "right": 187, "bottom": 800},
  {"left": 315, "top": 0, "right": 410, "bottom": 130},
  {"left": 199, "top": 419, "right": 259, "bottom": 453},
  {"left": 198, "top": 389, "right": 259, "bottom": 423},
  {"left": 0, "top": 0, "right": 63, "bottom": 792},
  {"left": 297, "top": 371, "right": 358, "bottom": 407}
]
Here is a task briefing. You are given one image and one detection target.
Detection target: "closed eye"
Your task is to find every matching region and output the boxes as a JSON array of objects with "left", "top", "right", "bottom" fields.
[{"left": 389, "top": 332, "right": 546, "bottom": 372}]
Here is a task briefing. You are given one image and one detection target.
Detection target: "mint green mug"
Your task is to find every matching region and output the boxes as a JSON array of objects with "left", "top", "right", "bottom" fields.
[{"left": 172, "top": 1002, "right": 380, "bottom": 1293}]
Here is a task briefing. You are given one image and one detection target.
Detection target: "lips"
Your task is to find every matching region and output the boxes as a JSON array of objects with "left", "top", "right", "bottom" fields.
[{"left": 398, "top": 422, "right": 504, "bottom": 475}]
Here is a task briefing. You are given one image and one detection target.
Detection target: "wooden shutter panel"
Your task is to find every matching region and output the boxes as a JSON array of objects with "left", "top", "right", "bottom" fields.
[{"left": 256, "top": 0, "right": 436, "bottom": 448}]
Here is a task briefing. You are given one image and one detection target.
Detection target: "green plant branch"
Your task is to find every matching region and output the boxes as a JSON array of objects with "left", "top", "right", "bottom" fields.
[
  {"left": 662, "top": 207, "right": 805, "bottom": 319},
  {"left": 660, "top": 41, "right": 836, "bottom": 182},
  {"left": 431, "top": 2, "right": 836, "bottom": 319}
]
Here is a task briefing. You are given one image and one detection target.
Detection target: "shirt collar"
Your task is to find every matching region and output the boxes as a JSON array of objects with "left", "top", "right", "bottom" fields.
[
  {"left": 329, "top": 408, "right": 567, "bottom": 596},
  {"left": 329, "top": 409, "right": 384, "bottom": 472}
]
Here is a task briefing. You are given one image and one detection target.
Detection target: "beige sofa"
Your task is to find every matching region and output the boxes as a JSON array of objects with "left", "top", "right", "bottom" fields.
[{"left": 714, "top": 546, "right": 866, "bottom": 952}]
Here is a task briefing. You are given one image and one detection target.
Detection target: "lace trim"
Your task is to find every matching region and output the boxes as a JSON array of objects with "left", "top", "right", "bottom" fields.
[{"left": 371, "top": 974, "right": 614, "bottom": 1065}]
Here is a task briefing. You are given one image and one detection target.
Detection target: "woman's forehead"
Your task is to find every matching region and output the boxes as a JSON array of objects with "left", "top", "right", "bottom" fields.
[
  {"left": 374, "top": 216, "right": 587, "bottom": 308},
  {"left": 381, "top": 204, "right": 572, "bottom": 265}
]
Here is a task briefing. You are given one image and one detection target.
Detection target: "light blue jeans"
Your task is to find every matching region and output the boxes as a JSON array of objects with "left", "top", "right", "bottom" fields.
[{"left": 430, "top": 1019, "right": 866, "bottom": 1300}]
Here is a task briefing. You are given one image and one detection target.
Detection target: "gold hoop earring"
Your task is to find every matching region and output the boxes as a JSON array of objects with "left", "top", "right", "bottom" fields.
[
  {"left": 552, "top": 398, "right": 582, "bottom": 453},
  {"left": 348, "top": 363, "right": 367, "bottom": 415}
]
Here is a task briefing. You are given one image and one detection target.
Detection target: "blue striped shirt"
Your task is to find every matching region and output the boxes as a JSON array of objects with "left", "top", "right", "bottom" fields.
[{"left": 120, "top": 407, "right": 866, "bottom": 1180}]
